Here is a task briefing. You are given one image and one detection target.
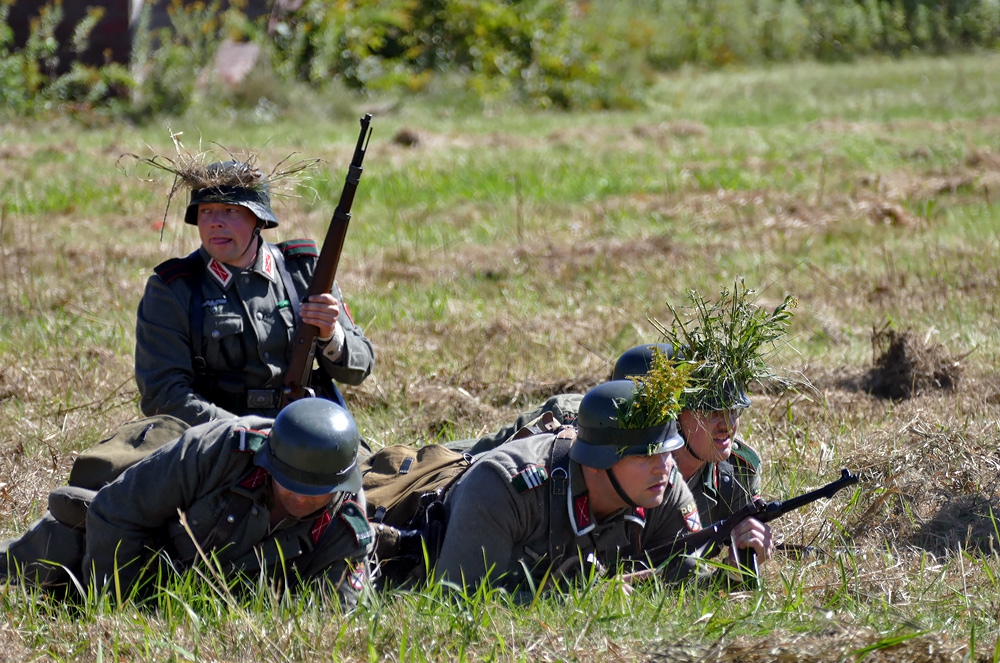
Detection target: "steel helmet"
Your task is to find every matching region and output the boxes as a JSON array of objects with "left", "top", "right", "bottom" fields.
[
  {"left": 254, "top": 399, "right": 362, "bottom": 496},
  {"left": 611, "top": 343, "right": 676, "bottom": 381},
  {"left": 184, "top": 160, "right": 278, "bottom": 228},
  {"left": 615, "top": 343, "right": 752, "bottom": 411},
  {"left": 569, "top": 380, "right": 684, "bottom": 470}
]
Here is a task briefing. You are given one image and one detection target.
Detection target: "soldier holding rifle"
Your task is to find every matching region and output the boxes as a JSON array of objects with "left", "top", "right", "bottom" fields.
[{"left": 134, "top": 120, "right": 374, "bottom": 425}]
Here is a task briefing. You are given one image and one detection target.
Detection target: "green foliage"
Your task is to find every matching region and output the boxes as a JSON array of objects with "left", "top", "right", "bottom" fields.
[
  {"left": 653, "top": 280, "right": 797, "bottom": 410},
  {"left": 616, "top": 349, "right": 694, "bottom": 430},
  {"left": 2, "top": 0, "right": 1000, "bottom": 117},
  {"left": 268, "top": 0, "right": 644, "bottom": 109},
  {"left": 0, "top": 1, "right": 135, "bottom": 116}
]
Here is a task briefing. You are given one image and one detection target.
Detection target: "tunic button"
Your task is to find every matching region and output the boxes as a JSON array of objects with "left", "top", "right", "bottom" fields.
[
  {"left": 211, "top": 330, "right": 221, "bottom": 339},
  {"left": 256, "top": 311, "right": 264, "bottom": 320},
  {"left": 227, "top": 515, "right": 236, "bottom": 523},
  {"left": 251, "top": 507, "right": 258, "bottom": 516}
]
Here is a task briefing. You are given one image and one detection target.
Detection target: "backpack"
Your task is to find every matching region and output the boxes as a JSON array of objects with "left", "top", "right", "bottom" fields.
[
  {"left": 359, "top": 444, "right": 472, "bottom": 586},
  {"left": 68, "top": 414, "right": 191, "bottom": 490}
]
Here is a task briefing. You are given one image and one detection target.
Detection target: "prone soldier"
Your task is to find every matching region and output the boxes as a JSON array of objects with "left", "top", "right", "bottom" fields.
[
  {"left": 445, "top": 341, "right": 774, "bottom": 569},
  {"left": 135, "top": 159, "right": 374, "bottom": 425},
  {"left": 434, "top": 379, "right": 703, "bottom": 592},
  {"left": 0, "top": 399, "right": 374, "bottom": 606}
]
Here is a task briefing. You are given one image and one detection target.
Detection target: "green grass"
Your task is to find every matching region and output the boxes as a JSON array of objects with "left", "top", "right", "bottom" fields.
[{"left": 0, "top": 52, "right": 999, "bottom": 661}]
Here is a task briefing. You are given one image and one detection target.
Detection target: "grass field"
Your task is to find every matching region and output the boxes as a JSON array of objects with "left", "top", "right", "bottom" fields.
[{"left": 1, "top": 53, "right": 999, "bottom": 661}]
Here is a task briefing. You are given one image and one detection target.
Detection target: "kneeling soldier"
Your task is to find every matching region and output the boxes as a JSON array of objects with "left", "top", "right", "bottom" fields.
[
  {"left": 0, "top": 399, "right": 373, "bottom": 606},
  {"left": 435, "top": 379, "right": 702, "bottom": 592}
]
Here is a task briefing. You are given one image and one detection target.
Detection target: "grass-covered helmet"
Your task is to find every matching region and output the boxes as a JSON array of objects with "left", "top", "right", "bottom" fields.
[
  {"left": 612, "top": 343, "right": 676, "bottom": 381},
  {"left": 570, "top": 380, "right": 684, "bottom": 470},
  {"left": 184, "top": 160, "right": 278, "bottom": 228},
  {"left": 255, "top": 399, "right": 362, "bottom": 496}
]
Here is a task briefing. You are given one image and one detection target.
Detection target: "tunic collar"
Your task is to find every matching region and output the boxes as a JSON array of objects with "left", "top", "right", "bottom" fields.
[
  {"left": 198, "top": 243, "right": 277, "bottom": 289},
  {"left": 566, "top": 460, "right": 647, "bottom": 536}
]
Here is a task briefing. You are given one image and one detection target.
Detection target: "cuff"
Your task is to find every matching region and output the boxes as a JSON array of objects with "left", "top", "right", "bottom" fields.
[{"left": 320, "top": 321, "right": 346, "bottom": 363}]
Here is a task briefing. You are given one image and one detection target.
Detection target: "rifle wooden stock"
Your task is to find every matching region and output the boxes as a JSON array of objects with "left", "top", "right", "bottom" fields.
[{"left": 281, "top": 114, "right": 373, "bottom": 407}]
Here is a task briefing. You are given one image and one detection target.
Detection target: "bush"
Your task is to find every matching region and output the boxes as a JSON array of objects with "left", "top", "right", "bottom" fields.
[{"left": 2, "top": 0, "right": 1000, "bottom": 118}]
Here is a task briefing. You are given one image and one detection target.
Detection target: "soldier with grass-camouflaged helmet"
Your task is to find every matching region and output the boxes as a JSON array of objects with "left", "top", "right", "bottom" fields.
[
  {"left": 135, "top": 159, "right": 374, "bottom": 425},
  {"left": 0, "top": 399, "right": 374, "bottom": 605},
  {"left": 616, "top": 344, "right": 772, "bottom": 564},
  {"left": 434, "top": 378, "right": 702, "bottom": 591}
]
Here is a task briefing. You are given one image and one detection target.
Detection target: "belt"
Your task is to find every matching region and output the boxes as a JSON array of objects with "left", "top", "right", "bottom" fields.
[{"left": 246, "top": 389, "right": 280, "bottom": 410}]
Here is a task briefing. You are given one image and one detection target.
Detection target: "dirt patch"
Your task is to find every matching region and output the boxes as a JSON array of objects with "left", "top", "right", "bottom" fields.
[{"left": 862, "top": 325, "right": 965, "bottom": 400}]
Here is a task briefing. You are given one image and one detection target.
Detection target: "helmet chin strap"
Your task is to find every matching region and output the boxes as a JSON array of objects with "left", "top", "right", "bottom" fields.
[
  {"left": 680, "top": 426, "right": 706, "bottom": 463},
  {"left": 238, "top": 222, "right": 263, "bottom": 264},
  {"left": 605, "top": 467, "right": 641, "bottom": 510}
]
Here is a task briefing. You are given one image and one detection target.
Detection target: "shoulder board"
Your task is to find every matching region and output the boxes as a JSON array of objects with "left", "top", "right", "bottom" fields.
[
  {"left": 276, "top": 238, "right": 318, "bottom": 259},
  {"left": 230, "top": 428, "right": 269, "bottom": 454},
  {"left": 338, "top": 500, "right": 375, "bottom": 547},
  {"left": 153, "top": 251, "right": 202, "bottom": 285},
  {"left": 511, "top": 464, "right": 549, "bottom": 493},
  {"left": 730, "top": 440, "right": 761, "bottom": 473}
]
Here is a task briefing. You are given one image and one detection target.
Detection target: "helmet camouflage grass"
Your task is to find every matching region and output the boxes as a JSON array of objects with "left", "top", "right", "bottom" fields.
[
  {"left": 652, "top": 279, "right": 796, "bottom": 412},
  {"left": 184, "top": 160, "right": 278, "bottom": 228},
  {"left": 571, "top": 351, "right": 692, "bottom": 469},
  {"left": 255, "top": 399, "right": 362, "bottom": 496}
]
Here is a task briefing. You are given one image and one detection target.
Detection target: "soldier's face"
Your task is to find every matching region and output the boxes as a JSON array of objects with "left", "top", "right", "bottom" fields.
[
  {"left": 608, "top": 452, "right": 675, "bottom": 509},
  {"left": 678, "top": 409, "right": 741, "bottom": 464},
  {"left": 272, "top": 480, "right": 334, "bottom": 519},
  {"left": 197, "top": 203, "right": 260, "bottom": 268}
]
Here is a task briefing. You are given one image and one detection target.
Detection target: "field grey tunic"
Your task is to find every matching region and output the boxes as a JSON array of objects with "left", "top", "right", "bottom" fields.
[
  {"left": 83, "top": 416, "right": 374, "bottom": 605},
  {"left": 436, "top": 432, "right": 702, "bottom": 590},
  {"left": 687, "top": 439, "right": 762, "bottom": 526},
  {"left": 135, "top": 240, "right": 374, "bottom": 425}
]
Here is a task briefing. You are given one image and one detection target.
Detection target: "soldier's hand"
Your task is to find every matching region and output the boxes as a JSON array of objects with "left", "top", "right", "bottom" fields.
[
  {"left": 301, "top": 293, "right": 341, "bottom": 341},
  {"left": 729, "top": 517, "right": 774, "bottom": 563}
]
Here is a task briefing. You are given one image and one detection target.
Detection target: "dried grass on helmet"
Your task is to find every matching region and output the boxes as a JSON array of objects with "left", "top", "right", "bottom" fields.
[{"left": 117, "top": 129, "right": 320, "bottom": 237}]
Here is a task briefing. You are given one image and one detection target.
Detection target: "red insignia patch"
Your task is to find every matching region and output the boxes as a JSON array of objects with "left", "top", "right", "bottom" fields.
[
  {"left": 239, "top": 466, "right": 268, "bottom": 489},
  {"left": 311, "top": 511, "right": 332, "bottom": 544},
  {"left": 262, "top": 250, "right": 274, "bottom": 279},
  {"left": 683, "top": 507, "right": 702, "bottom": 533},
  {"left": 207, "top": 258, "right": 232, "bottom": 287},
  {"left": 342, "top": 301, "right": 355, "bottom": 324},
  {"left": 348, "top": 564, "right": 366, "bottom": 591},
  {"left": 635, "top": 507, "right": 646, "bottom": 519},
  {"left": 574, "top": 495, "right": 591, "bottom": 529}
]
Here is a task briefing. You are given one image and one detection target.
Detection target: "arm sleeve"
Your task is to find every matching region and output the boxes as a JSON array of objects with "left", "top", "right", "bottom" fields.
[
  {"left": 135, "top": 275, "right": 236, "bottom": 425},
  {"left": 82, "top": 421, "right": 233, "bottom": 591},
  {"left": 315, "top": 281, "right": 374, "bottom": 386},
  {"left": 434, "top": 463, "right": 533, "bottom": 589}
]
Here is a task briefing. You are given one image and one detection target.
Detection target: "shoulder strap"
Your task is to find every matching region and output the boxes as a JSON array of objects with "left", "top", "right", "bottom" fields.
[
  {"left": 268, "top": 243, "right": 303, "bottom": 323},
  {"left": 546, "top": 429, "right": 576, "bottom": 562}
]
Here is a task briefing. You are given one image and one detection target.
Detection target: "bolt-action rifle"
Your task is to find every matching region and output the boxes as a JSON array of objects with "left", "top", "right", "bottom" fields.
[
  {"left": 280, "top": 113, "right": 372, "bottom": 408},
  {"left": 635, "top": 469, "right": 860, "bottom": 587}
]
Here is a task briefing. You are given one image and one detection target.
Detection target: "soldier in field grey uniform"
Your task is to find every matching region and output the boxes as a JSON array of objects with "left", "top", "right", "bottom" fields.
[
  {"left": 446, "top": 343, "right": 770, "bottom": 564},
  {"left": 0, "top": 399, "right": 374, "bottom": 606},
  {"left": 435, "top": 380, "right": 702, "bottom": 591},
  {"left": 613, "top": 344, "right": 771, "bottom": 561},
  {"left": 135, "top": 160, "right": 374, "bottom": 426}
]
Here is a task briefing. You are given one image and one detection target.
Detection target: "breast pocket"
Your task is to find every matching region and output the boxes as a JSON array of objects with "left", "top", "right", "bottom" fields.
[{"left": 204, "top": 313, "right": 247, "bottom": 371}]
